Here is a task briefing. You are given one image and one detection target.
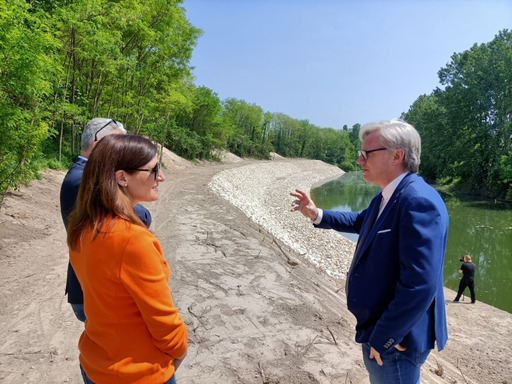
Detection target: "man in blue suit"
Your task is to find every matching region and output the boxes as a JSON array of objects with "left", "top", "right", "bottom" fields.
[
  {"left": 60, "top": 118, "right": 152, "bottom": 322},
  {"left": 291, "top": 119, "right": 448, "bottom": 383}
]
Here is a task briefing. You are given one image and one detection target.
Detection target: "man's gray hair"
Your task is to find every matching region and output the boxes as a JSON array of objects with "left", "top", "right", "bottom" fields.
[
  {"left": 81, "top": 118, "right": 126, "bottom": 152},
  {"left": 359, "top": 119, "right": 421, "bottom": 173}
]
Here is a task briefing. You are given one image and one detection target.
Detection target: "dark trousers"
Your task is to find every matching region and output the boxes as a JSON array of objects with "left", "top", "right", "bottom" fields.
[{"left": 454, "top": 279, "right": 476, "bottom": 303}]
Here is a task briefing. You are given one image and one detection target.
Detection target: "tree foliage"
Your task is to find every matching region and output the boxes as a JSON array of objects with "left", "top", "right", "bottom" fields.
[
  {"left": 405, "top": 30, "right": 512, "bottom": 198},
  {"left": 1, "top": 0, "right": 511, "bottom": 203},
  {"left": 0, "top": 0, "right": 60, "bottom": 202}
]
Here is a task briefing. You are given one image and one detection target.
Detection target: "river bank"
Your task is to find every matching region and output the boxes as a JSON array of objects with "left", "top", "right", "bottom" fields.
[
  {"left": 209, "top": 158, "right": 353, "bottom": 282},
  {"left": 0, "top": 152, "right": 511, "bottom": 383}
]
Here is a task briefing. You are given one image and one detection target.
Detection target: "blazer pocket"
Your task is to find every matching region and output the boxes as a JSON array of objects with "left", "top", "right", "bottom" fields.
[{"left": 377, "top": 229, "right": 391, "bottom": 234}]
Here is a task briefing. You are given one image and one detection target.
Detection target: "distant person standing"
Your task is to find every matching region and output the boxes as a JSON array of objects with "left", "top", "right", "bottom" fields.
[
  {"left": 60, "top": 118, "right": 152, "bottom": 322},
  {"left": 454, "top": 255, "right": 476, "bottom": 304}
]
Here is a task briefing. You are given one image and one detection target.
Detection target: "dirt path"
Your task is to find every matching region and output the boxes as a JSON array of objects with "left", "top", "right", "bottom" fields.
[
  {"left": 148, "top": 161, "right": 367, "bottom": 384},
  {"left": 1, "top": 156, "right": 511, "bottom": 384}
]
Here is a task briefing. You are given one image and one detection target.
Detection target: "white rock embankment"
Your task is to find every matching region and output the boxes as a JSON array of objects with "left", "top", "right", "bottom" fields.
[{"left": 209, "top": 159, "right": 356, "bottom": 282}]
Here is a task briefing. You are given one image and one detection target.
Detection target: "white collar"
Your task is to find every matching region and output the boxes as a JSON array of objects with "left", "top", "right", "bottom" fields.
[{"left": 381, "top": 172, "right": 407, "bottom": 202}]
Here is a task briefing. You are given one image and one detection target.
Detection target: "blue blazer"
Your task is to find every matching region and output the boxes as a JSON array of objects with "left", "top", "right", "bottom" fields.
[
  {"left": 59, "top": 157, "right": 152, "bottom": 303},
  {"left": 317, "top": 173, "right": 448, "bottom": 355}
]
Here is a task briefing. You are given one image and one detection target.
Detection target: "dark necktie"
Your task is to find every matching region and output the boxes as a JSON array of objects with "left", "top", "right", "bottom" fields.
[
  {"left": 355, "top": 192, "right": 382, "bottom": 252},
  {"left": 346, "top": 192, "right": 382, "bottom": 294}
]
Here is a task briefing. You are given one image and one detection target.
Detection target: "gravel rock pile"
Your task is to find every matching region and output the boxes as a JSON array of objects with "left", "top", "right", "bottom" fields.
[{"left": 209, "top": 159, "right": 357, "bottom": 282}]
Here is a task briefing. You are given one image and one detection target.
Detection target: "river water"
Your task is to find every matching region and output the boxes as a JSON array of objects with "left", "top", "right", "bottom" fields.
[{"left": 311, "top": 172, "right": 512, "bottom": 314}]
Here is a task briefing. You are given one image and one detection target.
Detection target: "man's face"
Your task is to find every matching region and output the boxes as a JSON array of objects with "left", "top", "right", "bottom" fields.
[{"left": 357, "top": 131, "right": 394, "bottom": 188}]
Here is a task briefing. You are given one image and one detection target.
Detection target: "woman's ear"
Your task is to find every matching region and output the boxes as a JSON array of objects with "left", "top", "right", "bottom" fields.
[{"left": 115, "top": 170, "right": 128, "bottom": 187}]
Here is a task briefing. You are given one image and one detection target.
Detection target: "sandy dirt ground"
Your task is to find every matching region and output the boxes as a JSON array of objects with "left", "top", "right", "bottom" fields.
[{"left": 1, "top": 151, "right": 511, "bottom": 384}]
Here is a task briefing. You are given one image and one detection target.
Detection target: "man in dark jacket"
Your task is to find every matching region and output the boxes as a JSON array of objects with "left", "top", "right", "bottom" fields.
[
  {"left": 60, "top": 118, "right": 151, "bottom": 321},
  {"left": 454, "top": 255, "right": 476, "bottom": 303},
  {"left": 291, "top": 119, "right": 448, "bottom": 384}
]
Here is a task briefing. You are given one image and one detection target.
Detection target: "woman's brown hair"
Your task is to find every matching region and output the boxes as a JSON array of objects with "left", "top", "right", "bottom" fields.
[{"left": 67, "top": 135, "right": 157, "bottom": 251}]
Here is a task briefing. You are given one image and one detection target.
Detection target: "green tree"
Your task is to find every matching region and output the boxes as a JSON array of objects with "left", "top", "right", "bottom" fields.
[
  {"left": 173, "top": 86, "right": 223, "bottom": 159},
  {"left": 222, "top": 98, "right": 268, "bottom": 158},
  {"left": 0, "top": 0, "right": 60, "bottom": 202},
  {"left": 269, "top": 113, "right": 304, "bottom": 157},
  {"left": 435, "top": 29, "right": 512, "bottom": 196},
  {"left": 403, "top": 93, "right": 449, "bottom": 183},
  {"left": 50, "top": 0, "right": 200, "bottom": 161}
]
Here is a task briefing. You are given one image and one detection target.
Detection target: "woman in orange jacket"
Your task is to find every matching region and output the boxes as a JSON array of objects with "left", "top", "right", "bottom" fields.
[{"left": 67, "top": 134, "right": 188, "bottom": 384}]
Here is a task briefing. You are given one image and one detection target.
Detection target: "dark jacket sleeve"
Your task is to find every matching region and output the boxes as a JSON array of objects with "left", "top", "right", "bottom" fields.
[
  {"left": 316, "top": 210, "right": 363, "bottom": 234},
  {"left": 60, "top": 159, "right": 86, "bottom": 228},
  {"left": 59, "top": 158, "right": 86, "bottom": 303}
]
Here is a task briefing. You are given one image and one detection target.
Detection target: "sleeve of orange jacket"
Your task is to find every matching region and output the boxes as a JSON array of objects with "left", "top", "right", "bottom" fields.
[{"left": 120, "top": 231, "right": 188, "bottom": 359}]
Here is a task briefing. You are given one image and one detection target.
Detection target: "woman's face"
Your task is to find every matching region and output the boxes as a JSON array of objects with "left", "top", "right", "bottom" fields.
[{"left": 123, "top": 155, "right": 165, "bottom": 205}]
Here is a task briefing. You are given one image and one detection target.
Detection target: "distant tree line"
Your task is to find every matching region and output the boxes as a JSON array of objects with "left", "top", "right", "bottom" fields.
[
  {"left": 0, "top": 0, "right": 510, "bottom": 203},
  {"left": 404, "top": 30, "right": 512, "bottom": 199}
]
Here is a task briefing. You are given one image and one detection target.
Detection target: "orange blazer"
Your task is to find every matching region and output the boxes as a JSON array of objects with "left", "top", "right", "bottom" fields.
[{"left": 70, "top": 217, "right": 188, "bottom": 384}]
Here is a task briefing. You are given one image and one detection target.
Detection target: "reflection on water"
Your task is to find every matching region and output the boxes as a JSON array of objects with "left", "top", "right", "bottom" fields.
[{"left": 311, "top": 172, "right": 512, "bottom": 314}]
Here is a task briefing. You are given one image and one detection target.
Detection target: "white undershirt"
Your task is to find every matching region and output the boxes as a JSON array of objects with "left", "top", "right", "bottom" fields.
[{"left": 378, "top": 172, "right": 407, "bottom": 217}]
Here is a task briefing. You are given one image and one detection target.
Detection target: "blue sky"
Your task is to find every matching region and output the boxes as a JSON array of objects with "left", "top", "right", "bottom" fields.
[{"left": 182, "top": 0, "right": 511, "bottom": 129}]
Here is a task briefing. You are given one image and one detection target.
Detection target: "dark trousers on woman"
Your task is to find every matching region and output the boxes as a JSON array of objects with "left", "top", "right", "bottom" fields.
[{"left": 454, "top": 279, "right": 476, "bottom": 303}]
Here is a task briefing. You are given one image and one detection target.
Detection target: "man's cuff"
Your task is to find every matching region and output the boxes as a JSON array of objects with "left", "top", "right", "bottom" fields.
[{"left": 313, "top": 208, "right": 323, "bottom": 225}]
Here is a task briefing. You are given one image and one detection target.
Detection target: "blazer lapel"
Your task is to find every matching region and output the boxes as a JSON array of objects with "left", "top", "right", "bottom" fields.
[
  {"left": 352, "top": 173, "right": 415, "bottom": 265},
  {"left": 377, "top": 172, "right": 415, "bottom": 224},
  {"left": 346, "top": 192, "right": 382, "bottom": 293}
]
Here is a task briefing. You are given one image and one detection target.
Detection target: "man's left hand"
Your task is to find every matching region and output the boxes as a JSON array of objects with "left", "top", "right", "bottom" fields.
[{"left": 369, "top": 344, "right": 406, "bottom": 366}]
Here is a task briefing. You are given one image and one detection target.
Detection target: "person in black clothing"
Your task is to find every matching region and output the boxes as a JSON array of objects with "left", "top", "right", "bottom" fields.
[{"left": 454, "top": 255, "right": 476, "bottom": 303}]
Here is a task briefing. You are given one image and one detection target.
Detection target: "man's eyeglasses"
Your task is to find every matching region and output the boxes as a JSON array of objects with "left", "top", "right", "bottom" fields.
[
  {"left": 127, "top": 162, "right": 161, "bottom": 180},
  {"left": 94, "top": 119, "right": 118, "bottom": 141},
  {"left": 358, "top": 147, "right": 388, "bottom": 161}
]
